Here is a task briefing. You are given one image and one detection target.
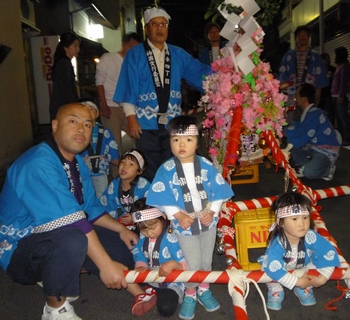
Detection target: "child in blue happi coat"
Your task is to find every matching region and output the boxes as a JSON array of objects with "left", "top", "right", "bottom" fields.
[
  {"left": 131, "top": 198, "right": 187, "bottom": 317},
  {"left": 258, "top": 191, "right": 340, "bottom": 311}
]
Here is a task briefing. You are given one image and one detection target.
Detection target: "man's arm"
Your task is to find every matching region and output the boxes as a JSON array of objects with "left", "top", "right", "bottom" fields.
[
  {"left": 93, "top": 213, "right": 138, "bottom": 250},
  {"left": 86, "top": 229, "right": 128, "bottom": 289},
  {"left": 97, "top": 85, "right": 111, "bottom": 119}
]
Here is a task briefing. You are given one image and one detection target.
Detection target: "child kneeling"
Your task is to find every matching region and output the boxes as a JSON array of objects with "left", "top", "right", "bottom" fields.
[
  {"left": 258, "top": 192, "right": 340, "bottom": 310},
  {"left": 131, "top": 199, "right": 187, "bottom": 317}
]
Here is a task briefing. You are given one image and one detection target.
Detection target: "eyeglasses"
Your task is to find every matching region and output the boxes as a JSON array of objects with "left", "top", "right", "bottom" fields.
[{"left": 149, "top": 22, "right": 169, "bottom": 28}]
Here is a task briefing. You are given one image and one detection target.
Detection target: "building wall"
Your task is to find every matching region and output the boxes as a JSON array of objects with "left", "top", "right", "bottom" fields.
[
  {"left": 0, "top": 0, "right": 33, "bottom": 181},
  {"left": 279, "top": 0, "right": 340, "bottom": 49}
]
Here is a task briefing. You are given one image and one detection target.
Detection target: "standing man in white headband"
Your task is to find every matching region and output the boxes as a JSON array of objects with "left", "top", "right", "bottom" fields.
[{"left": 114, "top": 7, "right": 211, "bottom": 181}]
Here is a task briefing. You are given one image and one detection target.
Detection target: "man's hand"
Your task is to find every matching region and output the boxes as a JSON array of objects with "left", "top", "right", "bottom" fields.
[
  {"left": 99, "top": 260, "right": 128, "bottom": 289},
  {"left": 119, "top": 226, "right": 138, "bottom": 250},
  {"left": 127, "top": 115, "right": 142, "bottom": 139}
]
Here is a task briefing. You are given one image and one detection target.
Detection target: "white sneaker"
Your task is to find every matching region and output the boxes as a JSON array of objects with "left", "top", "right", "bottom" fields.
[
  {"left": 42, "top": 301, "right": 82, "bottom": 320},
  {"left": 322, "top": 165, "right": 336, "bottom": 181}
]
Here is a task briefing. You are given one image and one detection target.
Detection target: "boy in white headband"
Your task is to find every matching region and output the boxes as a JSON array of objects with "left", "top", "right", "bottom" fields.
[
  {"left": 258, "top": 192, "right": 340, "bottom": 311},
  {"left": 79, "top": 100, "right": 119, "bottom": 197},
  {"left": 131, "top": 198, "right": 186, "bottom": 317},
  {"left": 147, "top": 115, "right": 234, "bottom": 320},
  {"left": 100, "top": 149, "right": 150, "bottom": 228}
]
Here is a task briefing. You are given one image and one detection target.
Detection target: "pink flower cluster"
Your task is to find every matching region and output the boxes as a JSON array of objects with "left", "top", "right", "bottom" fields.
[{"left": 201, "top": 47, "right": 287, "bottom": 162}]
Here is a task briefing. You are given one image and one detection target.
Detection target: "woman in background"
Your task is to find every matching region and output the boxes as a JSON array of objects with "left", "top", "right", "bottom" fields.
[{"left": 49, "top": 32, "right": 80, "bottom": 121}]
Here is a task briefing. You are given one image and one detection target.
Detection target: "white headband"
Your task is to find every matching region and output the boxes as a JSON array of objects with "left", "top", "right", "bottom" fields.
[
  {"left": 170, "top": 124, "right": 199, "bottom": 136},
  {"left": 144, "top": 7, "right": 171, "bottom": 24},
  {"left": 123, "top": 150, "right": 145, "bottom": 169},
  {"left": 132, "top": 208, "right": 163, "bottom": 222},
  {"left": 276, "top": 204, "right": 310, "bottom": 219},
  {"left": 269, "top": 204, "right": 310, "bottom": 232},
  {"left": 81, "top": 101, "right": 98, "bottom": 111}
]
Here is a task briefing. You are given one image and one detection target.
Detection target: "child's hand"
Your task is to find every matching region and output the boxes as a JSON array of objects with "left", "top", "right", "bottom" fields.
[
  {"left": 174, "top": 211, "right": 194, "bottom": 230},
  {"left": 135, "top": 266, "right": 148, "bottom": 273},
  {"left": 295, "top": 274, "right": 310, "bottom": 289},
  {"left": 200, "top": 210, "right": 215, "bottom": 226},
  {"left": 308, "top": 274, "right": 327, "bottom": 288},
  {"left": 120, "top": 213, "right": 133, "bottom": 225}
]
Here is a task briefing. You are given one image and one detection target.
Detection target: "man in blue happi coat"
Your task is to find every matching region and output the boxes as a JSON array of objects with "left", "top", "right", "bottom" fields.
[{"left": 114, "top": 7, "right": 211, "bottom": 181}]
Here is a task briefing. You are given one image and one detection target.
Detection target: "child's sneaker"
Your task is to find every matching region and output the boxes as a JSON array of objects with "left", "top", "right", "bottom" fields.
[
  {"left": 197, "top": 290, "right": 220, "bottom": 312},
  {"left": 293, "top": 287, "right": 316, "bottom": 306},
  {"left": 267, "top": 290, "right": 284, "bottom": 311},
  {"left": 179, "top": 295, "right": 197, "bottom": 320},
  {"left": 131, "top": 286, "right": 157, "bottom": 316},
  {"left": 42, "top": 301, "right": 82, "bottom": 320}
]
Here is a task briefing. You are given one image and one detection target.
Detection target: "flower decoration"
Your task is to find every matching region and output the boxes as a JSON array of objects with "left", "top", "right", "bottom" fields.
[{"left": 201, "top": 30, "right": 287, "bottom": 171}]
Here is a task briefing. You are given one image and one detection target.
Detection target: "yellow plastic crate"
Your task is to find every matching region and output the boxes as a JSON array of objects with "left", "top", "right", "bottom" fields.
[
  {"left": 231, "top": 164, "right": 259, "bottom": 185},
  {"left": 234, "top": 207, "right": 274, "bottom": 270}
]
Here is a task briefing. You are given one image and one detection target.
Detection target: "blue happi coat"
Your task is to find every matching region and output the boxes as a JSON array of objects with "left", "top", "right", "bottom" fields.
[
  {"left": 0, "top": 142, "right": 105, "bottom": 270},
  {"left": 146, "top": 156, "right": 234, "bottom": 235},
  {"left": 113, "top": 43, "right": 211, "bottom": 130}
]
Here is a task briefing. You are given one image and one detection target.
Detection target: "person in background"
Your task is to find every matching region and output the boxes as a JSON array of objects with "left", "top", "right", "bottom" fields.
[
  {"left": 279, "top": 26, "right": 328, "bottom": 114},
  {"left": 131, "top": 198, "right": 186, "bottom": 317},
  {"left": 79, "top": 100, "right": 119, "bottom": 197},
  {"left": 284, "top": 83, "right": 340, "bottom": 181},
  {"left": 96, "top": 33, "right": 141, "bottom": 155},
  {"left": 199, "top": 22, "right": 226, "bottom": 66},
  {"left": 331, "top": 46, "right": 350, "bottom": 146},
  {"left": 49, "top": 32, "right": 80, "bottom": 121},
  {"left": 146, "top": 115, "right": 234, "bottom": 320},
  {"left": 114, "top": 7, "right": 211, "bottom": 181},
  {"left": 100, "top": 149, "right": 150, "bottom": 228},
  {"left": 319, "top": 52, "right": 336, "bottom": 125},
  {"left": 0, "top": 103, "right": 156, "bottom": 319},
  {"left": 258, "top": 192, "right": 340, "bottom": 311}
]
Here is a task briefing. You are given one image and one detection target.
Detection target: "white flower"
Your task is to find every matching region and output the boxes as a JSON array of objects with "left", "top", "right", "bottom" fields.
[
  {"left": 166, "top": 232, "right": 178, "bottom": 243},
  {"left": 162, "top": 246, "right": 171, "bottom": 259},
  {"left": 100, "top": 195, "right": 107, "bottom": 206},
  {"left": 305, "top": 230, "right": 317, "bottom": 244},
  {"left": 164, "top": 159, "right": 175, "bottom": 171},
  {"left": 324, "top": 250, "right": 336, "bottom": 261},
  {"left": 152, "top": 182, "right": 165, "bottom": 192},
  {"left": 269, "top": 260, "right": 282, "bottom": 272}
]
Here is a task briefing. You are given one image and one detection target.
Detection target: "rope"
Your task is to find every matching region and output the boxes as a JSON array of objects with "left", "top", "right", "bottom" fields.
[
  {"left": 226, "top": 269, "right": 270, "bottom": 320},
  {"left": 324, "top": 280, "right": 349, "bottom": 311}
]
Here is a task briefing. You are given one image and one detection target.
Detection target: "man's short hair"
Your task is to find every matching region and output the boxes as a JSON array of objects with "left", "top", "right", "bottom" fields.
[
  {"left": 294, "top": 25, "right": 310, "bottom": 38},
  {"left": 298, "top": 83, "right": 316, "bottom": 103},
  {"left": 122, "top": 32, "right": 141, "bottom": 43}
]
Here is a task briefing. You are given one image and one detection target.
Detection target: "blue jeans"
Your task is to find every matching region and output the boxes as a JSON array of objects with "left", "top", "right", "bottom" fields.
[
  {"left": 291, "top": 148, "right": 332, "bottom": 179},
  {"left": 7, "top": 228, "right": 87, "bottom": 298}
]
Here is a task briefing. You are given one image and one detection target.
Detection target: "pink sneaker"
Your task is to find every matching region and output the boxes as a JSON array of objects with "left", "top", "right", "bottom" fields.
[{"left": 131, "top": 287, "right": 157, "bottom": 316}]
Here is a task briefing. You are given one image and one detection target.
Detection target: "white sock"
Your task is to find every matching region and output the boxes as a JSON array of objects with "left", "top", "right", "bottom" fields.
[{"left": 45, "top": 301, "right": 71, "bottom": 314}]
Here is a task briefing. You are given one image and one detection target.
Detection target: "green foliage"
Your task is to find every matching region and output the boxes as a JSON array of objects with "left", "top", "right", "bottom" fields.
[{"left": 205, "top": 0, "right": 283, "bottom": 27}]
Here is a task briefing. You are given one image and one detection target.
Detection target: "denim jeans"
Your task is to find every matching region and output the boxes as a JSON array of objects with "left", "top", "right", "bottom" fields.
[
  {"left": 7, "top": 228, "right": 87, "bottom": 298},
  {"left": 291, "top": 147, "right": 331, "bottom": 179}
]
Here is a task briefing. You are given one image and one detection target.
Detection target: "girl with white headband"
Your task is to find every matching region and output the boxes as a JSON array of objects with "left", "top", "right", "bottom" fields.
[
  {"left": 131, "top": 198, "right": 186, "bottom": 317},
  {"left": 99, "top": 149, "right": 150, "bottom": 228},
  {"left": 258, "top": 192, "right": 340, "bottom": 311},
  {"left": 147, "top": 115, "right": 234, "bottom": 320}
]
